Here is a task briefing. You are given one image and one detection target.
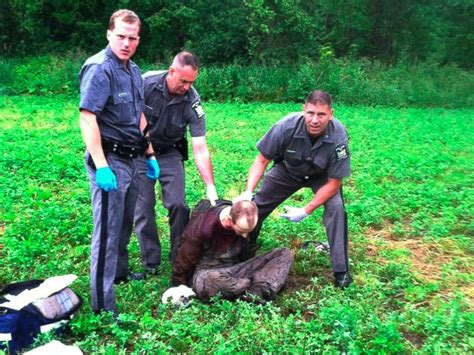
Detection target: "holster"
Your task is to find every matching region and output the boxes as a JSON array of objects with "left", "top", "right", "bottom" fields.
[{"left": 151, "top": 137, "right": 189, "bottom": 161}]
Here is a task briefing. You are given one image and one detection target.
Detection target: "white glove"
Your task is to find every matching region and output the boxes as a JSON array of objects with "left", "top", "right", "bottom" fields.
[
  {"left": 161, "top": 285, "right": 196, "bottom": 307},
  {"left": 279, "top": 205, "right": 309, "bottom": 223},
  {"left": 206, "top": 185, "right": 218, "bottom": 206},
  {"left": 234, "top": 190, "right": 253, "bottom": 202}
]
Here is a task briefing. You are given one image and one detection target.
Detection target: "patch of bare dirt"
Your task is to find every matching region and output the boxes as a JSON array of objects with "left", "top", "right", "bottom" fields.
[{"left": 363, "top": 224, "right": 473, "bottom": 304}]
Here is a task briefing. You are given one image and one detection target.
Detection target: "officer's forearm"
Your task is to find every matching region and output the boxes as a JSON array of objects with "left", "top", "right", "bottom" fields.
[
  {"left": 139, "top": 112, "right": 148, "bottom": 132},
  {"left": 79, "top": 110, "right": 108, "bottom": 168},
  {"left": 192, "top": 137, "right": 215, "bottom": 186},
  {"left": 246, "top": 153, "right": 270, "bottom": 192},
  {"left": 140, "top": 112, "right": 155, "bottom": 156},
  {"left": 304, "top": 178, "right": 342, "bottom": 214},
  {"left": 195, "top": 152, "right": 215, "bottom": 186}
]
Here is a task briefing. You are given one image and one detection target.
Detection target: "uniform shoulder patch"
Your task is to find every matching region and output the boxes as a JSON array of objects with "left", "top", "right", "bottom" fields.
[
  {"left": 192, "top": 101, "right": 205, "bottom": 118},
  {"left": 335, "top": 144, "right": 349, "bottom": 161}
]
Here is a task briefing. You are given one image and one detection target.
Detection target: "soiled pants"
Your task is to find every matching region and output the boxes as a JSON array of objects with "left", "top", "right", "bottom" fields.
[
  {"left": 249, "top": 164, "right": 349, "bottom": 273},
  {"left": 134, "top": 150, "right": 190, "bottom": 265},
  {"left": 86, "top": 152, "right": 142, "bottom": 313},
  {"left": 192, "top": 248, "right": 294, "bottom": 300}
]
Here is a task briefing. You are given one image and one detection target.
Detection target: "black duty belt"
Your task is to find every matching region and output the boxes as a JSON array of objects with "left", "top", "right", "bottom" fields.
[
  {"left": 151, "top": 138, "right": 188, "bottom": 161},
  {"left": 102, "top": 139, "right": 148, "bottom": 159}
]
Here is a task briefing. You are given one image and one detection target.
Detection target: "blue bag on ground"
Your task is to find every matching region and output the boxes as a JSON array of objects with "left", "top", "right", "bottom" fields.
[{"left": 0, "top": 279, "right": 82, "bottom": 354}]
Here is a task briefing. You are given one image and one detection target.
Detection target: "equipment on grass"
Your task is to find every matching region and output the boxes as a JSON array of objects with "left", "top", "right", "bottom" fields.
[{"left": 0, "top": 275, "right": 82, "bottom": 354}]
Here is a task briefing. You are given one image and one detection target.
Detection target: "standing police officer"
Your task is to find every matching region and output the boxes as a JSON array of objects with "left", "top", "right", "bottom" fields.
[
  {"left": 134, "top": 51, "right": 217, "bottom": 266},
  {"left": 79, "top": 9, "right": 159, "bottom": 314},
  {"left": 237, "top": 90, "right": 352, "bottom": 288}
]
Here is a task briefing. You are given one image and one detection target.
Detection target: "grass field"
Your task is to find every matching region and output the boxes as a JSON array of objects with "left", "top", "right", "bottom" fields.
[{"left": 0, "top": 95, "right": 473, "bottom": 353}]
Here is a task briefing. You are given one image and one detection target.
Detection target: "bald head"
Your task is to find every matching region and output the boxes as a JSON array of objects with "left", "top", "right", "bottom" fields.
[
  {"left": 230, "top": 200, "right": 258, "bottom": 237},
  {"left": 167, "top": 51, "right": 199, "bottom": 96},
  {"left": 171, "top": 51, "right": 199, "bottom": 70}
]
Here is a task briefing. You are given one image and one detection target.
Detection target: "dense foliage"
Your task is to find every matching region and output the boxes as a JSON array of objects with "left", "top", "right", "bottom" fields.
[
  {"left": 1, "top": 0, "right": 473, "bottom": 68},
  {"left": 0, "top": 96, "right": 472, "bottom": 352},
  {"left": 1, "top": 54, "right": 473, "bottom": 108}
]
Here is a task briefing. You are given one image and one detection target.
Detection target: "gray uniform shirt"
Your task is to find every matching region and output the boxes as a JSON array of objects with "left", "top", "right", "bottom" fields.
[
  {"left": 79, "top": 45, "right": 144, "bottom": 143},
  {"left": 142, "top": 71, "right": 206, "bottom": 147},
  {"left": 257, "top": 113, "right": 351, "bottom": 180}
]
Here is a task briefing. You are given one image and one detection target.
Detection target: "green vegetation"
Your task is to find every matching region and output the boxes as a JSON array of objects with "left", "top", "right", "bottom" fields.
[
  {"left": 1, "top": 1, "right": 472, "bottom": 69},
  {"left": 1, "top": 55, "right": 473, "bottom": 108},
  {"left": 0, "top": 96, "right": 472, "bottom": 352}
]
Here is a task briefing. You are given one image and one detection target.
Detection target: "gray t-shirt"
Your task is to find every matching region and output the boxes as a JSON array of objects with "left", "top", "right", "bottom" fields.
[
  {"left": 79, "top": 45, "right": 144, "bottom": 143},
  {"left": 257, "top": 113, "right": 350, "bottom": 179}
]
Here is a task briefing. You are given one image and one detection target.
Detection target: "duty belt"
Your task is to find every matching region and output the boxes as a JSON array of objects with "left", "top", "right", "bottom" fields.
[
  {"left": 102, "top": 139, "right": 148, "bottom": 159},
  {"left": 151, "top": 138, "right": 188, "bottom": 161}
]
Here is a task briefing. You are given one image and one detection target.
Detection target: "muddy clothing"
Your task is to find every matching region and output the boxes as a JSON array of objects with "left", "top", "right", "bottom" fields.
[
  {"left": 172, "top": 200, "right": 294, "bottom": 301},
  {"left": 172, "top": 200, "right": 244, "bottom": 286},
  {"left": 249, "top": 113, "right": 351, "bottom": 273},
  {"left": 193, "top": 248, "right": 293, "bottom": 301},
  {"left": 79, "top": 46, "right": 145, "bottom": 313},
  {"left": 134, "top": 71, "right": 206, "bottom": 265}
]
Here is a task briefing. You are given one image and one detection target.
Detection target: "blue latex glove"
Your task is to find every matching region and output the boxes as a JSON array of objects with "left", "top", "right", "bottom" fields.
[
  {"left": 146, "top": 158, "right": 160, "bottom": 180},
  {"left": 96, "top": 167, "right": 117, "bottom": 191}
]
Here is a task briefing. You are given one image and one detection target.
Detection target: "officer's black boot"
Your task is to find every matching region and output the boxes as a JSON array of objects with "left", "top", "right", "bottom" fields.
[
  {"left": 114, "top": 271, "right": 145, "bottom": 285},
  {"left": 334, "top": 271, "right": 351, "bottom": 288}
]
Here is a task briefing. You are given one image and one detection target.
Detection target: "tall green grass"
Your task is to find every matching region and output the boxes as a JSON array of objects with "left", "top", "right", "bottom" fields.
[{"left": 1, "top": 54, "right": 473, "bottom": 107}]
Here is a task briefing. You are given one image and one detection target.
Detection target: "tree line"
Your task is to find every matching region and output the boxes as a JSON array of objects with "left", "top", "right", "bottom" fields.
[{"left": 0, "top": 0, "right": 472, "bottom": 69}]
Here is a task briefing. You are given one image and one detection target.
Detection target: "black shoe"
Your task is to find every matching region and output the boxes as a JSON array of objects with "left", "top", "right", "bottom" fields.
[
  {"left": 114, "top": 271, "right": 145, "bottom": 285},
  {"left": 144, "top": 264, "right": 160, "bottom": 276},
  {"left": 261, "top": 288, "right": 276, "bottom": 301},
  {"left": 334, "top": 272, "right": 352, "bottom": 288}
]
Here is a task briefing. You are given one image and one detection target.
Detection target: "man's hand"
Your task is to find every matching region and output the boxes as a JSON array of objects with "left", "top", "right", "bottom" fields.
[
  {"left": 280, "top": 206, "right": 308, "bottom": 223},
  {"left": 234, "top": 190, "right": 253, "bottom": 202},
  {"left": 161, "top": 285, "right": 196, "bottom": 307},
  {"left": 206, "top": 185, "right": 218, "bottom": 206},
  {"left": 96, "top": 167, "right": 117, "bottom": 191},
  {"left": 146, "top": 157, "right": 160, "bottom": 180}
]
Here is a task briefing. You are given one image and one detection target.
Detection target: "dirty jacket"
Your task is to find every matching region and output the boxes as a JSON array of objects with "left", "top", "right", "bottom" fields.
[{"left": 172, "top": 200, "right": 247, "bottom": 286}]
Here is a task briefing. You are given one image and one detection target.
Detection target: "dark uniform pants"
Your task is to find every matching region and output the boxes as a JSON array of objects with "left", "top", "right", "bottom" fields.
[
  {"left": 250, "top": 164, "right": 349, "bottom": 273},
  {"left": 192, "top": 248, "right": 293, "bottom": 300},
  {"left": 134, "top": 150, "right": 190, "bottom": 265},
  {"left": 86, "top": 153, "right": 143, "bottom": 313}
]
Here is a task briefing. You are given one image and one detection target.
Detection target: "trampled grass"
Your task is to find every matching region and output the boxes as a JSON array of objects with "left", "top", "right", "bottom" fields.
[{"left": 0, "top": 96, "right": 472, "bottom": 353}]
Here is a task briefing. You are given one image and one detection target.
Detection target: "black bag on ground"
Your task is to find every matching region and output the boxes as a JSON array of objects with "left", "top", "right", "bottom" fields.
[{"left": 0, "top": 279, "right": 82, "bottom": 354}]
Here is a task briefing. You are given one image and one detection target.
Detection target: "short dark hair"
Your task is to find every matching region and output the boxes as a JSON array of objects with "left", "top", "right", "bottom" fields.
[
  {"left": 306, "top": 90, "right": 332, "bottom": 108},
  {"left": 109, "top": 9, "right": 141, "bottom": 31},
  {"left": 230, "top": 200, "right": 258, "bottom": 229},
  {"left": 172, "top": 51, "right": 199, "bottom": 70}
]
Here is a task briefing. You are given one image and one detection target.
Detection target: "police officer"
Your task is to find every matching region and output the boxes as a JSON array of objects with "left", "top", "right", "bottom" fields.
[
  {"left": 236, "top": 90, "right": 352, "bottom": 288},
  {"left": 134, "top": 51, "right": 217, "bottom": 266},
  {"left": 79, "top": 9, "right": 159, "bottom": 314}
]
